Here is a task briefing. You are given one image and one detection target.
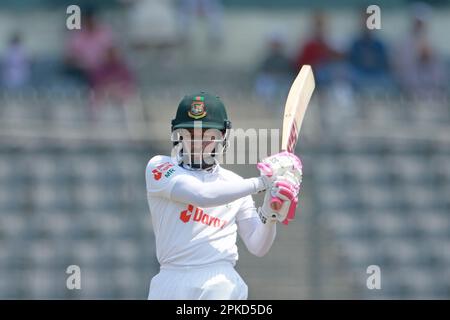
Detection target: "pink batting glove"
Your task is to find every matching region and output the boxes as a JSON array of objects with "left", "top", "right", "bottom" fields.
[
  {"left": 257, "top": 152, "right": 303, "bottom": 223},
  {"left": 270, "top": 178, "right": 299, "bottom": 225}
]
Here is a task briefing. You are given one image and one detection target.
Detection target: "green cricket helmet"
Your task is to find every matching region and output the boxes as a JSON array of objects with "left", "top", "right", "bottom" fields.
[
  {"left": 170, "top": 92, "right": 232, "bottom": 170},
  {"left": 171, "top": 92, "right": 232, "bottom": 131}
]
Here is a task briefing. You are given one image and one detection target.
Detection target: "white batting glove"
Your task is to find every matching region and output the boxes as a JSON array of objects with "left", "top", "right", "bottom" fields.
[{"left": 257, "top": 151, "right": 303, "bottom": 188}]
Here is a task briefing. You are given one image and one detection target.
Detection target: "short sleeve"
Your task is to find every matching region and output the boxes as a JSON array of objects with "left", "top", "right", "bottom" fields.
[
  {"left": 236, "top": 195, "right": 258, "bottom": 222},
  {"left": 145, "top": 155, "right": 183, "bottom": 199}
]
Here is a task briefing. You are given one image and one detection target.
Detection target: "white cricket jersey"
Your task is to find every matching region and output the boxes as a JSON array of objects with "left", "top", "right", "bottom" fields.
[{"left": 145, "top": 155, "right": 258, "bottom": 268}]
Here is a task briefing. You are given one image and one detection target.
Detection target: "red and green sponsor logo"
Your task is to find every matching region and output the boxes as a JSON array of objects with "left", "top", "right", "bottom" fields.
[{"left": 152, "top": 162, "right": 175, "bottom": 180}]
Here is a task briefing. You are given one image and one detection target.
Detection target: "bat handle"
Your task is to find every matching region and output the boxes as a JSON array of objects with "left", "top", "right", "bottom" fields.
[{"left": 270, "top": 197, "right": 283, "bottom": 211}]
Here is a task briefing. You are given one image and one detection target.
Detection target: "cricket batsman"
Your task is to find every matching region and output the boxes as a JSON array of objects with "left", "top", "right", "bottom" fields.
[{"left": 145, "top": 92, "right": 303, "bottom": 299}]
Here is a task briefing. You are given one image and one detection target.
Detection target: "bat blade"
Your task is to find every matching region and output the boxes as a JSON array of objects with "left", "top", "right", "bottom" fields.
[
  {"left": 269, "top": 65, "right": 315, "bottom": 216},
  {"left": 281, "top": 65, "right": 315, "bottom": 153}
]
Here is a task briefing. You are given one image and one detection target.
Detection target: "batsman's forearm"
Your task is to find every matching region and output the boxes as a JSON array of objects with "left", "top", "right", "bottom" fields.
[
  {"left": 238, "top": 217, "right": 276, "bottom": 257},
  {"left": 170, "top": 176, "right": 267, "bottom": 208}
]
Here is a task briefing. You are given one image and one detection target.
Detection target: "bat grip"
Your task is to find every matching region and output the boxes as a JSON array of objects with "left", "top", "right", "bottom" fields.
[{"left": 270, "top": 197, "right": 283, "bottom": 211}]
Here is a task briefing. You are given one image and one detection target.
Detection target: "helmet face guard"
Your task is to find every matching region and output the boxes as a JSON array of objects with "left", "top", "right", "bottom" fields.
[{"left": 170, "top": 127, "right": 231, "bottom": 170}]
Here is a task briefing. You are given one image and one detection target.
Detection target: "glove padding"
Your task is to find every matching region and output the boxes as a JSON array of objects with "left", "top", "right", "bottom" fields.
[
  {"left": 258, "top": 176, "right": 299, "bottom": 225},
  {"left": 257, "top": 151, "right": 303, "bottom": 189}
]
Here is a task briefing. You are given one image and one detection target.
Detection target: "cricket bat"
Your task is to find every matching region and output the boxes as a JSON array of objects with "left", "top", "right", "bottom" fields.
[{"left": 271, "top": 65, "right": 315, "bottom": 211}]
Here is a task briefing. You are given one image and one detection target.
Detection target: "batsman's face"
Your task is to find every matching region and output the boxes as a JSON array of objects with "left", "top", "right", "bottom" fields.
[{"left": 174, "top": 128, "right": 224, "bottom": 167}]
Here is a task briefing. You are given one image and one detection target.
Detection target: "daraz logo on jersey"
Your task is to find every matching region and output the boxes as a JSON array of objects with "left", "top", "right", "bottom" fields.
[
  {"left": 180, "top": 204, "right": 227, "bottom": 229},
  {"left": 152, "top": 162, "right": 175, "bottom": 181}
]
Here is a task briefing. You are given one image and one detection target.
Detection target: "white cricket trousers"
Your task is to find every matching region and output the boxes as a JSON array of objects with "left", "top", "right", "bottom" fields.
[{"left": 148, "top": 262, "right": 248, "bottom": 300}]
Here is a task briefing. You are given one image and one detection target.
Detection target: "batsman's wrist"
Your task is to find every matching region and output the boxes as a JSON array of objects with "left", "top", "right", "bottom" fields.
[
  {"left": 258, "top": 207, "right": 277, "bottom": 224},
  {"left": 250, "top": 177, "right": 269, "bottom": 194}
]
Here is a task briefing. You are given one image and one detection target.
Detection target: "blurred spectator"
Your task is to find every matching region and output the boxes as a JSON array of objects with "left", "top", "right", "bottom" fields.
[
  {"left": 1, "top": 33, "right": 31, "bottom": 90},
  {"left": 348, "top": 10, "right": 393, "bottom": 93},
  {"left": 64, "top": 6, "right": 115, "bottom": 87},
  {"left": 254, "top": 33, "right": 295, "bottom": 109},
  {"left": 294, "top": 11, "right": 344, "bottom": 87},
  {"left": 393, "top": 2, "right": 447, "bottom": 99},
  {"left": 89, "top": 46, "right": 136, "bottom": 115},
  {"left": 177, "top": 0, "right": 224, "bottom": 47},
  {"left": 123, "top": 0, "right": 178, "bottom": 51}
]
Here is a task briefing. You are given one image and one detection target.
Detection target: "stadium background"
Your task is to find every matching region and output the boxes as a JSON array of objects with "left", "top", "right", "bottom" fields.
[{"left": 0, "top": 0, "right": 449, "bottom": 299}]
